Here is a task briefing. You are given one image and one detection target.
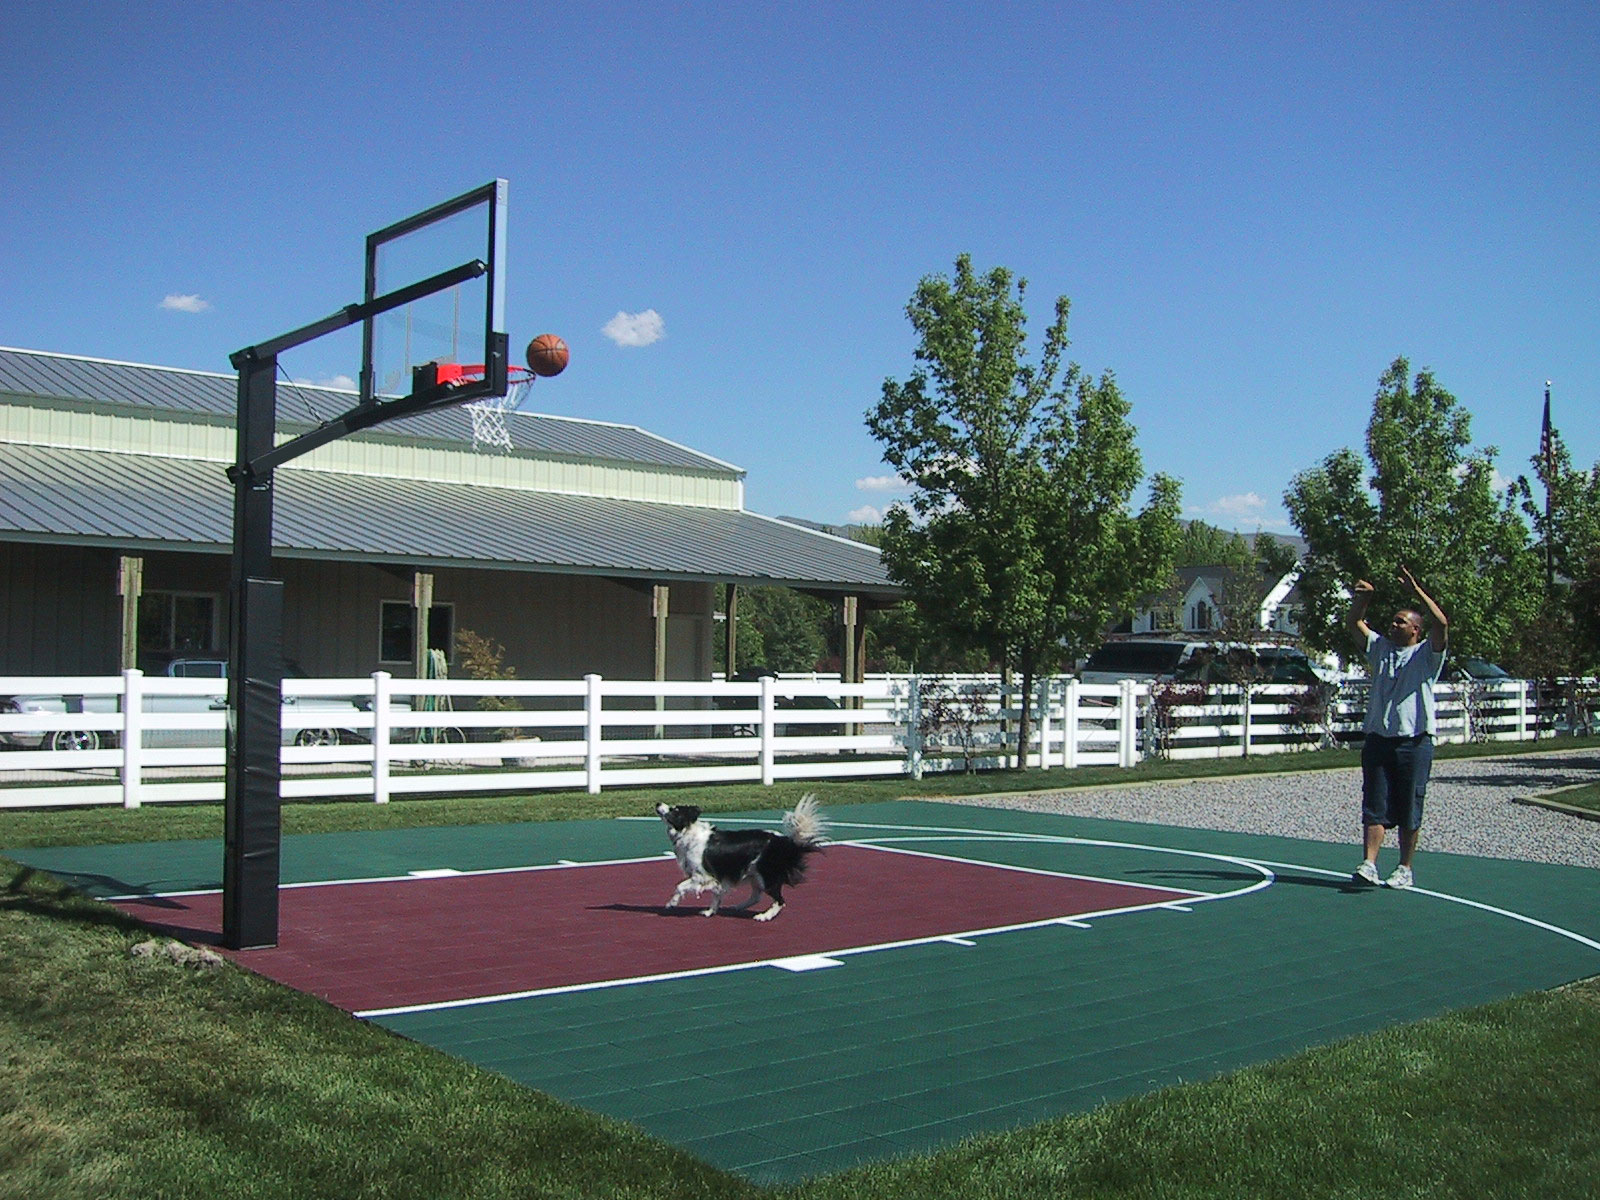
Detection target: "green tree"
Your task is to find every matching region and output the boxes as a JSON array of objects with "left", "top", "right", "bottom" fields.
[
  {"left": 1174, "top": 521, "right": 1253, "bottom": 568},
  {"left": 1284, "top": 358, "right": 1541, "bottom": 662},
  {"left": 1506, "top": 418, "right": 1600, "bottom": 675},
  {"left": 714, "top": 586, "right": 830, "bottom": 674},
  {"left": 867, "top": 254, "right": 1181, "bottom": 760}
]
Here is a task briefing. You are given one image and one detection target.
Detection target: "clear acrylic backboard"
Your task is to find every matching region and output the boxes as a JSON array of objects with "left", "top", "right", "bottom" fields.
[{"left": 362, "top": 179, "right": 507, "bottom": 407}]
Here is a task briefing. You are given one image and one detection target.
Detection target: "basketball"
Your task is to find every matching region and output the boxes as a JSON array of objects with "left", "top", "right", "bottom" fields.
[{"left": 526, "top": 334, "right": 569, "bottom": 378}]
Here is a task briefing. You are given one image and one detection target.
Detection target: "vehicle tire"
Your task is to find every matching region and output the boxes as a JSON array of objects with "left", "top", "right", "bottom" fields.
[
  {"left": 294, "top": 728, "right": 342, "bottom": 747},
  {"left": 49, "top": 729, "right": 100, "bottom": 752}
]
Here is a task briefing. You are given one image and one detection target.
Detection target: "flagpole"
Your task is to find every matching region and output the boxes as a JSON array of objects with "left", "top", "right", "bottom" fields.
[{"left": 1543, "top": 381, "right": 1554, "bottom": 592}]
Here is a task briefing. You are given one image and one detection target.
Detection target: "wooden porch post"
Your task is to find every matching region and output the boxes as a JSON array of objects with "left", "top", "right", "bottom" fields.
[
  {"left": 117, "top": 556, "right": 143, "bottom": 671},
  {"left": 724, "top": 583, "right": 738, "bottom": 678},
  {"left": 653, "top": 584, "right": 669, "bottom": 734},
  {"left": 841, "top": 595, "right": 858, "bottom": 684},
  {"left": 842, "top": 595, "right": 860, "bottom": 735},
  {"left": 412, "top": 571, "right": 434, "bottom": 679}
]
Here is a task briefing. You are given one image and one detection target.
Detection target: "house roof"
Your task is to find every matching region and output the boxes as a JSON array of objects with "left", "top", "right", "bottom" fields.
[
  {"left": 0, "top": 346, "right": 740, "bottom": 478},
  {"left": 0, "top": 427, "right": 896, "bottom": 597}
]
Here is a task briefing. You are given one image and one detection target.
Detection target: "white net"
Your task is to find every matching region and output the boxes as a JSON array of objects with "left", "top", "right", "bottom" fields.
[{"left": 464, "top": 376, "right": 532, "bottom": 453}]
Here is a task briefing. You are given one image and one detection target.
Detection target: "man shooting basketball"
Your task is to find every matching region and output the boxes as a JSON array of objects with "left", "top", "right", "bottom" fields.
[{"left": 1348, "top": 565, "right": 1448, "bottom": 889}]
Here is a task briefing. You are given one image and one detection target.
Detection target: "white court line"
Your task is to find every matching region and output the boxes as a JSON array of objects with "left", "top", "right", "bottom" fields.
[
  {"left": 850, "top": 838, "right": 1206, "bottom": 898},
  {"left": 1250, "top": 858, "right": 1600, "bottom": 954},
  {"left": 355, "top": 829, "right": 1277, "bottom": 1019},
  {"left": 362, "top": 821, "right": 1600, "bottom": 1017},
  {"left": 103, "top": 851, "right": 675, "bottom": 903},
  {"left": 107, "top": 814, "right": 1600, "bottom": 1019}
]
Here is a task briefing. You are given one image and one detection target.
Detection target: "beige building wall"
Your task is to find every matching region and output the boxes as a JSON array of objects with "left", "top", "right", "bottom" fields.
[{"left": 0, "top": 542, "right": 713, "bottom": 682}]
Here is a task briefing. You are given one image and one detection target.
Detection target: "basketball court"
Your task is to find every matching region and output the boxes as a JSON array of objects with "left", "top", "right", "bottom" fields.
[{"left": 13, "top": 800, "right": 1600, "bottom": 1182}]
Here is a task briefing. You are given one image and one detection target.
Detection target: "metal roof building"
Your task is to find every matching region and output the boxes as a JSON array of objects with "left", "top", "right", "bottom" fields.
[{"left": 0, "top": 347, "right": 896, "bottom": 679}]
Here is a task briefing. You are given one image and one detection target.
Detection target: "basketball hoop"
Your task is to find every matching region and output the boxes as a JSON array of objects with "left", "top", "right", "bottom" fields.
[{"left": 436, "top": 363, "right": 534, "bottom": 453}]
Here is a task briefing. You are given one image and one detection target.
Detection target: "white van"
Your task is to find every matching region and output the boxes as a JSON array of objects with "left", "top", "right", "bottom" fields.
[
  {"left": 1079, "top": 638, "right": 1209, "bottom": 684},
  {"left": 1079, "top": 638, "right": 1328, "bottom": 686}
]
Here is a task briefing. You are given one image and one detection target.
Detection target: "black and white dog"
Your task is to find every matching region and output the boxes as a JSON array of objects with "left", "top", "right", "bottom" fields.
[{"left": 655, "top": 795, "right": 826, "bottom": 921}]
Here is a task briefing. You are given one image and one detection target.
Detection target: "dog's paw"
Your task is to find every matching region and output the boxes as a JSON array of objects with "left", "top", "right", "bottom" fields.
[
  {"left": 665, "top": 895, "right": 681, "bottom": 908},
  {"left": 754, "top": 906, "right": 781, "bottom": 922},
  {"left": 701, "top": 908, "right": 718, "bottom": 917}
]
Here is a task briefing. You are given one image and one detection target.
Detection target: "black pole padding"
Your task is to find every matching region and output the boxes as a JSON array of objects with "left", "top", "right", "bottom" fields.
[{"left": 223, "top": 354, "right": 286, "bottom": 950}]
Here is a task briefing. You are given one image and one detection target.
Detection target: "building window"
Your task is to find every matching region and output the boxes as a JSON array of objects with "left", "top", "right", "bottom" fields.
[
  {"left": 139, "top": 591, "right": 219, "bottom": 656},
  {"left": 380, "top": 600, "right": 454, "bottom": 665}
]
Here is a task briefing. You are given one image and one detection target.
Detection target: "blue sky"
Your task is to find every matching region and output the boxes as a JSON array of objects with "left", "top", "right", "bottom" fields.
[{"left": 3, "top": 2, "right": 1595, "bottom": 535}]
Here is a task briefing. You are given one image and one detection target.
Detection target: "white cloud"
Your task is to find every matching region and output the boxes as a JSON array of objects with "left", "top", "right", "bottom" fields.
[
  {"left": 160, "top": 293, "right": 211, "bottom": 313},
  {"left": 1185, "top": 492, "right": 1294, "bottom": 533},
  {"left": 1208, "top": 492, "right": 1269, "bottom": 519},
  {"left": 855, "top": 474, "right": 907, "bottom": 492},
  {"left": 286, "top": 374, "right": 357, "bottom": 391},
  {"left": 847, "top": 505, "right": 886, "bottom": 524},
  {"left": 601, "top": 309, "right": 665, "bottom": 347},
  {"left": 1453, "top": 461, "right": 1514, "bottom": 493}
]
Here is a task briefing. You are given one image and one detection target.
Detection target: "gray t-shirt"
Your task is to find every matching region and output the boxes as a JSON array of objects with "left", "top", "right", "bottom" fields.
[{"left": 1363, "top": 630, "right": 1445, "bottom": 737}]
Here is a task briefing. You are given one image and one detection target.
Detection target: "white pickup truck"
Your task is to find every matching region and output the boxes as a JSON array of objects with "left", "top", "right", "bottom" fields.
[{"left": 0, "top": 658, "right": 372, "bottom": 751}]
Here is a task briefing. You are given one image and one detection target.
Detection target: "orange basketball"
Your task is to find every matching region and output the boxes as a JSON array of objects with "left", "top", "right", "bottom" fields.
[{"left": 526, "top": 333, "right": 569, "bottom": 378}]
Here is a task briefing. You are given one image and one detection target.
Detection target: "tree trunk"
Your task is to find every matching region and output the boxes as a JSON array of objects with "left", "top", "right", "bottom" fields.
[{"left": 1016, "top": 656, "right": 1035, "bottom": 768}]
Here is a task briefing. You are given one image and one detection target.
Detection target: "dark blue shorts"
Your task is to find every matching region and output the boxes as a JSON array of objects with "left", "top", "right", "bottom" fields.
[{"left": 1361, "top": 734, "right": 1433, "bottom": 830}]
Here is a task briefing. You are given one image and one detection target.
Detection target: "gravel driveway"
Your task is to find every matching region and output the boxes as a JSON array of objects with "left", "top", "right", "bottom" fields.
[{"left": 937, "top": 747, "right": 1600, "bottom": 870}]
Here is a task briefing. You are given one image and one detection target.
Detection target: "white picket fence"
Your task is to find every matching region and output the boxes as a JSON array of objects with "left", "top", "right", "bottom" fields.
[{"left": 0, "top": 670, "right": 1561, "bottom": 810}]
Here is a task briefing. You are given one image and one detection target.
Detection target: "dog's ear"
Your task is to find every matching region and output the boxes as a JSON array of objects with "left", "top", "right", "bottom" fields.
[{"left": 681, "top": 805, "right": 702, "bottom": 823}]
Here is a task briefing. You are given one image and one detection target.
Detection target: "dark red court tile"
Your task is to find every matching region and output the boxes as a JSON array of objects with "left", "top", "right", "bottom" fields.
[{"left": 112, "top": 845, "right": 1194, "bottom": 1014}]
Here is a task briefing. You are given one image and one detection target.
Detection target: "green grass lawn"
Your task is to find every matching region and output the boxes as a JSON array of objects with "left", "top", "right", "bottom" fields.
[
  {"left": 4, "top": 734, "right": 1593, "bottom": 850},
  {"left": 1535, "top": 782, "right": 1600, "bottom": 817},
  {"left": 3, "top": 739, "right": 1599, "bottom": 1198}
]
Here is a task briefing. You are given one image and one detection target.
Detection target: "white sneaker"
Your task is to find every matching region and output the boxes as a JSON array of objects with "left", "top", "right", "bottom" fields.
[
  {"left": 1351, "top": 860, "right": 1381, "bottom": 886},
  {"left": 1386, "top": 865, "right": 1414, "bottom": 889}
]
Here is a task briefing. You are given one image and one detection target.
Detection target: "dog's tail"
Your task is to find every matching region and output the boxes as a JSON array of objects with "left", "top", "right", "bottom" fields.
[
  {"left": 760, "top": 794, "right": 826, "bottom": 888},
  {"left": 782, "top": 794, "right": 826, "bottom": 847}
]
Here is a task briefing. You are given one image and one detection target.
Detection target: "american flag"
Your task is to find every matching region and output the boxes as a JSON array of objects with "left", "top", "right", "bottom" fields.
[{"left": 1540, "top": 383, "right": 1555, "bottom": 475}]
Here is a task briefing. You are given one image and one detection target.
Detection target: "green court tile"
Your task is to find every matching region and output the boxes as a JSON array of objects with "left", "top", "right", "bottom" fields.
[{"left": 12, "top": 798, "right": 1600, "bottom": 1184}]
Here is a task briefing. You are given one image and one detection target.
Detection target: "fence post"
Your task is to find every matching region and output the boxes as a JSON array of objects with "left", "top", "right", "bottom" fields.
[
  {"left": 372, "top": 671, "right": 391, "bottom": 804},
  {"left": 1035, "top": 676, "right": 1053, "bottom": 770},
  {"left": 121, "top": 668, "right": 144, "bottom": 809},
  {"left": 1241, "top": 688, "right": 1253, "bottom": 758},
  {"left": 1515, "top": 681, "right": 1528, "bottom": 740},
  {"left": 1063, "top": 677, "right": 1079, "bottom": 769},
  {"left": 585, "top": 673, "right": 603, "bottom": 794},
  {"left": 1119, "top": 679, "right": 1139, "bottom": 768},
  {"left": 759, "top": 673, "right": 776, "bottom": 786},
  {"left": 904, "top": 675, "right": 924, "bottom": 780}
]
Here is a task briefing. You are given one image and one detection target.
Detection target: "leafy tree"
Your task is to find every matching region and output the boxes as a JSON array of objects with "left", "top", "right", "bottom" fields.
[
  {"left": 1284, "top": 358, "right": 1541, "bottom": 662},
  {"left": 1572, "top": 549, "right": 1600, "bottom": 672},
  {"left": 1174, "top": 521, "right": 1253, "bottom": 568},
  {"left": 714, "top": 586, "right": 831, "bottom": 674},
  {"left": 867, "top": 254, "right": 1182, "bottom": 760},
  {"left": 1255, "top": 532, "right": 1300, "bottom": 580},
  {"left": 1513, "top": 420, "right": 1600, "bottom": 588},
  {"left": 1505, "top": 417, "right": 1600, "bottom": 676}
]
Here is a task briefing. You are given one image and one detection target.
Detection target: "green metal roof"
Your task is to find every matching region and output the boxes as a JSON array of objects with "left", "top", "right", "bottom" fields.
[{"left": 0, "top": 441, "right": 895, "bottom": 596}]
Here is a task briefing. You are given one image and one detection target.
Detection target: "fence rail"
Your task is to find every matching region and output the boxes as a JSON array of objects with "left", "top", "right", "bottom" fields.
[{"left": 0, "top": 670, "right": 1581, "bottom": 810}]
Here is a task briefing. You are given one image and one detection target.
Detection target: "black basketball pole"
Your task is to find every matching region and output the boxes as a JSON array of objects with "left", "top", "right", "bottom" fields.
[
  {"left": 221, "top": 258, "right": 491, "bottom": 950},
  {"left": 223, "top": 349, "right": 285, "bottom": 949}
]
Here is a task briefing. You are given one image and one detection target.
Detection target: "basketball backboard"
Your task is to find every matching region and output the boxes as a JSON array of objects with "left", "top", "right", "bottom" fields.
[{"left": 362, "top": 179, "right": 508, "bottom": 408}]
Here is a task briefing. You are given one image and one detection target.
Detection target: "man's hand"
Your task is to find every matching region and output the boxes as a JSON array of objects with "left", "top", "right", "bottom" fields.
[
  {"left": 1349, "top": 578, "right": 1376, "bottom": 639},
  {"left": 1397, "top": 564, "right": 1447, "bottom": 649}
]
